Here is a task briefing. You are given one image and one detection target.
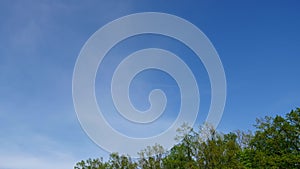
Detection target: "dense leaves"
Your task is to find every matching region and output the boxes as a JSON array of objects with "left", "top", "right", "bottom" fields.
[
  {"left": 244, "top": 108, "right": 300, "bottom": 168},
  {"left": 74, "top": 108, "right": 300, "bottom": 169}
]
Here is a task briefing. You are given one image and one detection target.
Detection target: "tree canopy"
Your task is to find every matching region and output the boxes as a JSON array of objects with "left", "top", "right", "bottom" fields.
[{"left": 74, "top": 108, "right": 300, "bottom": 169}]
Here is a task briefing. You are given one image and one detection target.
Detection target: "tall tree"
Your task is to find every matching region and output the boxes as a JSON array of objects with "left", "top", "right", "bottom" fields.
[
  {"left": 138, "top": 143, "right": 165, "bottom": 169},
  {"left": 108, "top": 153, "right": 138, "bottom": 169},
  {"left": 247, "top": 108, "right": 300, "bottom": 168},
  {"left": 74, "top": 158, "right": 108, "bottom": 169},
  {"left": 74, "top": 108, "right": 300, "bottom": 169}
]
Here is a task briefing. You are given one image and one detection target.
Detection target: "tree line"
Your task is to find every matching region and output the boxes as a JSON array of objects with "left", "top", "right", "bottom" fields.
[{"left": 74, "top": 108, "right": 300, "bottom": 169}]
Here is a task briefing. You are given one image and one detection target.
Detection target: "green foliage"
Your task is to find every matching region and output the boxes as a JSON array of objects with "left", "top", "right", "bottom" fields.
[
  {"left": 108, "top": 153, "right": 138, "bottom": 169},
  {"left": 246, "top": 108, "right": 300, "bottom": 168},
  {"left": 138, "top": 144, "right": 165, "bottom": 169},
  {"left": 74, "top": 157, "right": 108, "bottom": 169},
  {"left": 74, "top": 108, "right": 300, "bottom": 169}
]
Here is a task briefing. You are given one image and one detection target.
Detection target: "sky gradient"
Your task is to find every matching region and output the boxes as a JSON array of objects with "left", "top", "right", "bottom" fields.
[{"left": 0, "top": 0, "right": 299, "bottom": 168}]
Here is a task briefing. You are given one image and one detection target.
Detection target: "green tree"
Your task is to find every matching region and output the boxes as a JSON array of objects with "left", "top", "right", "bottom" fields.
[
  {"left": 108, "top": 153, "right": 137, "bottom": 169},
  {"left": 246, "top": 108, "right": 300, "bottom": 168},
  {"left": 195, "top": 128, "right": 244, "bottom": 168},
  {"left": 74, "top": 157, "right": 108, "bottom": 169},
  {"left": 74, "top": 108, "right": 300, "bottom": 169},
  {"left": 138, "top": 143, "right": 165, "bottom": 169},
  {"left": 162, "top": 123, "right": 197, "bottom": 168},
  {"left": 164, "top": 123, "right": 244, "bottom": 169}
]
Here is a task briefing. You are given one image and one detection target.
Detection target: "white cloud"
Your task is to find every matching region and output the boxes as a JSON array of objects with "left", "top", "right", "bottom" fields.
[
  {"left": 0, "top": 133, "right": 78, "bottom": 169},
  {"left": 0, "top": 153, "right": 76, "bottom": 169}
]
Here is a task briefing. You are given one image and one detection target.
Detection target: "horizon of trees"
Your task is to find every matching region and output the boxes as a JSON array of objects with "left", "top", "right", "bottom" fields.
[{"left": 74, "top": 108, "right": 300, "bottom": 169}]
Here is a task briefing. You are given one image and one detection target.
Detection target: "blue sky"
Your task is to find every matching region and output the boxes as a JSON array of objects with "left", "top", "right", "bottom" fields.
[{"left": 0, "top": 0, "right": 300, "bottom": 168}]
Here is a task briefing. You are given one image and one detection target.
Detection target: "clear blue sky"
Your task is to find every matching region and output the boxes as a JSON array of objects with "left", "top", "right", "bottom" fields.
[{"left": 0, "top": 0, "right": 299, "bottom": 168}]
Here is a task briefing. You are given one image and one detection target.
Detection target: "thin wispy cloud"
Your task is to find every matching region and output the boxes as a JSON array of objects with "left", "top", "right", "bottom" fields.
[{"left": 0, "top": 0, "right": 300, "bottom": 168}]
